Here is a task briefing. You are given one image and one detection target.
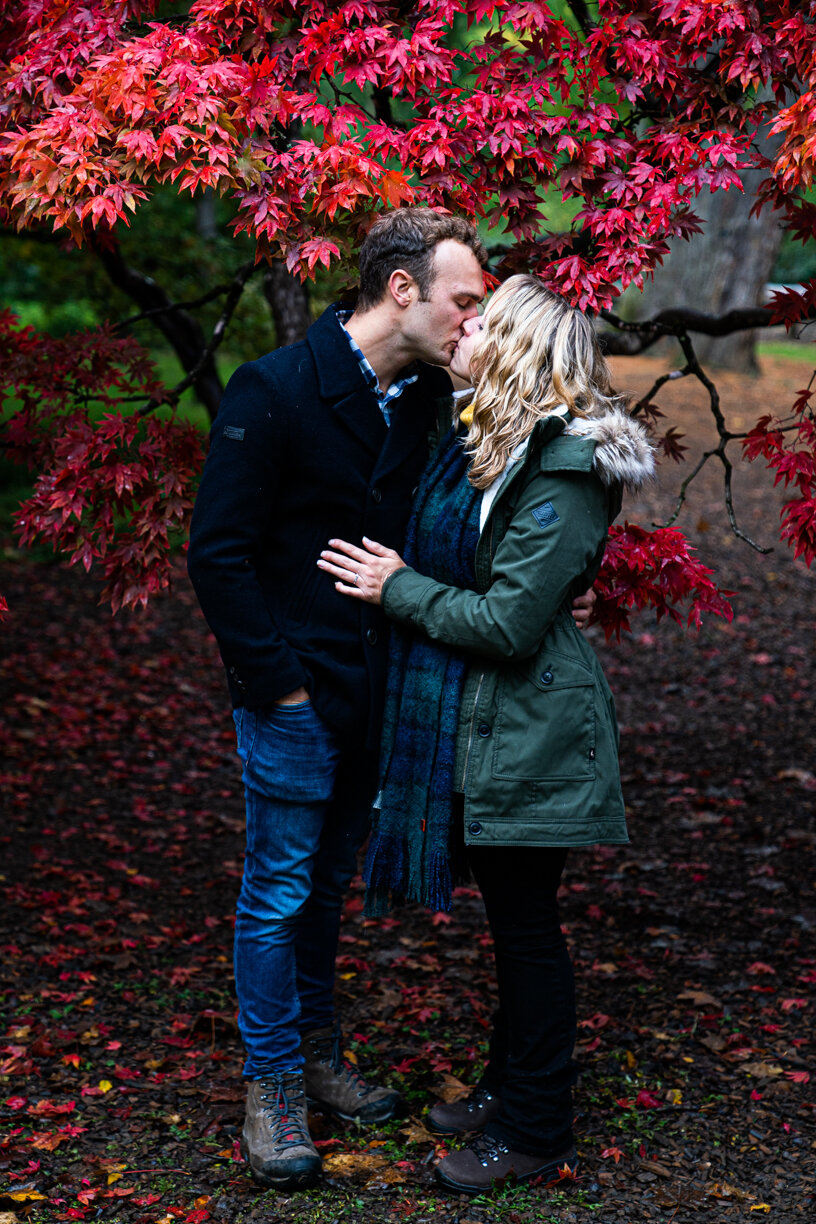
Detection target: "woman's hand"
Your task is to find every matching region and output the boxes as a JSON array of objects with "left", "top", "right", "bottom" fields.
[{"left": 318, "top": 536, "right": 406, "bottom": 605}]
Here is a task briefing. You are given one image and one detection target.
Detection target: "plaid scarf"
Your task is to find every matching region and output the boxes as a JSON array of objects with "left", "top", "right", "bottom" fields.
[{"left": 363, "top": 427, "right": 481, "bottom": 914}]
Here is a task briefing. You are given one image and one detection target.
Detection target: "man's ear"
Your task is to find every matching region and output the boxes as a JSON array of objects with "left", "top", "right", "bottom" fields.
[{"left": 387, "top": 268, "right": 416, "bottom": 308}]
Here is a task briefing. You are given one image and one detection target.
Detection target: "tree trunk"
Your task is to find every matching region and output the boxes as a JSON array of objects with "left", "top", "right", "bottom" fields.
[
  {"left": 632, "top": 129, "right": 785, "bottom": 373},
  {"left": 263, "top": 261, "right": 311, "bottom": 347}
]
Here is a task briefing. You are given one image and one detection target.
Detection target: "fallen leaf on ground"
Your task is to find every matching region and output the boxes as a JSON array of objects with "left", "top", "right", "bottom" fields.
[
  {"left": 638, "top": 1158, "right": 673, "bottom": 1177},
  {"left": 677, "top": 990, "right": 722, "bottom": 1007},
  {"left": 398, "top": 1119, "right": 435, "bottom": 1145},
  {"left": 655, "top": 1183, "right": 709, "bottom": 1210},
  {"left": 364, "top": 1167, "right": 405, "bottom": 1188},
  {"left": 777, "top": 767, "right": 815, "bottom": 788},
  {"left": 323, "top": 1151, "right": 389, "bottom": 1179},
  {"left": 742, "top": 1061, "right": 784, "bottom": 1078},
  {"left": 707, "top": 1181, "right": 757, "bottom": 1201},
  {"left": 433, "top": 1073, "right": 470, "bottom": 1104},
  {"left": 601, "top": 1147, "right": 624, "bottom": 1163}
]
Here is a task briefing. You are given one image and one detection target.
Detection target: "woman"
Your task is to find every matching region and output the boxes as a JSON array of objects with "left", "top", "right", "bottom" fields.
[{"left": 317, "top": 276, "right": 654, "bottom": 1194}]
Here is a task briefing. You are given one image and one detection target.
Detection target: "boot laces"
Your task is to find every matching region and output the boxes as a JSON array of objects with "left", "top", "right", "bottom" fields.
[
  {"left": 467, "top": 1086, "right": 496, "bottom": 1114},
  {"left": 470, "top": 1133, "right": 509, "bottom": 1167},
  {"left": 258, "top": 1071, "right": 311, "bottom": 1150},
  {"left": 311, "top": 1025, "right": 373, "bottom": 1100}
]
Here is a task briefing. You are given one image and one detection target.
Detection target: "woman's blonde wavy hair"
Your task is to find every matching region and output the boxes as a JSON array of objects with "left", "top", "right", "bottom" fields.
[{"left": 464, "top": 274, "right": 622, "bottom": 489}]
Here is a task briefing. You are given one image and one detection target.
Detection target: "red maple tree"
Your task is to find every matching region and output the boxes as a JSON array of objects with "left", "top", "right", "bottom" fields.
[{"left": 1, "top": 1, "right": 814, "bottom": 620}]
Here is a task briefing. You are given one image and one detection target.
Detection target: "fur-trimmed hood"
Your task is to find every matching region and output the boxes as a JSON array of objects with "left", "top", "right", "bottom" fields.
[{"left": 563, "top": 407, "right": 655, "bottom": 493}]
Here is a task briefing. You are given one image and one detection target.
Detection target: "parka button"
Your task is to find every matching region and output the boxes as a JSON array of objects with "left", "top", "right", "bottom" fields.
[
  {"left": 540, "top": 670, "right": 554, "bottom": 685},
  {"left": 371, "top": 487, "right": 382, "bottom": 503},
  {"left": 366, "top": 628, "right": 378, "bottom": 645},
  {"left": 469, "top": 822, "right": 482, "bottom": 836},
  {"left": 477, "top": 723, "right": 491, "bottom": 737}
]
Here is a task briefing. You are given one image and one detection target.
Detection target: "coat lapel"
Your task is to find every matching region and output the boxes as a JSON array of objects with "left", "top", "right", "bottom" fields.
[
  {"left": 370, "top": 382, "right": 434, "bottom": 483},
  {"left": 307, "top": 305, "right": 387, "bottom": 455},
  {"left": 306, "top": 307, "right": 450, "bottom": 469}
]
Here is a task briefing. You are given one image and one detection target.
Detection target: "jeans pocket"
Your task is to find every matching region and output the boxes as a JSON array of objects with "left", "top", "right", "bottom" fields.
[
  {"left": 241, "top": 703, "right": 338, "bottom": 802},
  {"left": 233, "top": 707, "right": 258, "bottom": 768}
]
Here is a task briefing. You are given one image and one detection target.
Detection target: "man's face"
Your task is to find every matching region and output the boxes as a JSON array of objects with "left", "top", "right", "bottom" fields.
[{"left": 401, "top": 239, "right": 485, "bottom": 366}]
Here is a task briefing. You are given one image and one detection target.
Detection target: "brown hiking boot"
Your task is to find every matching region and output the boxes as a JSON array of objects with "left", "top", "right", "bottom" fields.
[
  {"left": 427, "top": 1084, "right": 502, "bottom": 1136},
  {"left": 300, "top": 1024, "right": 402, "bottom": 1123},
  {"left": 242, "top": 1071, "right": 321, "bottom": 1189},
  {"left": 435, "top": 1133, "right": 577, "bottom": 1194}
]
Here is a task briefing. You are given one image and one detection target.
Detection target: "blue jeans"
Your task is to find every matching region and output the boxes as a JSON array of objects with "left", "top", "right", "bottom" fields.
[{"left": 232, "top": 702, "right": 376, "bottom": 1079}]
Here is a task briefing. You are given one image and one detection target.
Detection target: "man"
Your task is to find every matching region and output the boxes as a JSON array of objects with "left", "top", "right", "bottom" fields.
[
  {"left": 187, "top": 209, "right": 488, "bottom": 1190},
  {"left": 188, "top": 208, "right": 594, "bottom": 1191}
]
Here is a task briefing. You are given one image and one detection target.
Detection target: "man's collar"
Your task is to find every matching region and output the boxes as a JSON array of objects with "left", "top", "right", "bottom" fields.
[
  {"left": 336, "top": 307, "right": 420, "bottom": 396},
  {"left": 306, "top": 304, "right": 372, "bottom": 401}
]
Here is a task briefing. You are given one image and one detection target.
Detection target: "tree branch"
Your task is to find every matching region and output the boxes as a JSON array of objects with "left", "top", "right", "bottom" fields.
[
  {"left": 631, "top": 364, "right": 692, "bottom": 417},
  {"left": 654, "top": 331, "right": 774, "bottom": 554},
  {"left": 599, "top": 305, "right": 778, "bottom": 356},
  {"left": 138, "top": 259, "right": 257, "bottom": 418},
  {"left": 91, "top": 235, "right": 231, "bottom": 420},
  {"left": 112, "top": 281, "right": 241, "bottom": 332},
  {"left": 565, "top": 1, "right": 593, "bottom": 35}
]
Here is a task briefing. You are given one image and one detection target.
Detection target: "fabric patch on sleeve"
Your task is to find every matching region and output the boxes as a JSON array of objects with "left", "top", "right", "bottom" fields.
[
  {"left": 223, "top": 425, "right": 245, "bottom": 441},
  {"left": 531, "top": 501, "right": 560, "bottom": 529}
]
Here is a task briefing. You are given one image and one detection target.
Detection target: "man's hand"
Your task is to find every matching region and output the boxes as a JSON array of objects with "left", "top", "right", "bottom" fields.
[
  {"left": 275, "top": 686, "right": 310, "bottom": 705},
  {"left": 571, "top": 587, "right": 596, "bottom": 630}
]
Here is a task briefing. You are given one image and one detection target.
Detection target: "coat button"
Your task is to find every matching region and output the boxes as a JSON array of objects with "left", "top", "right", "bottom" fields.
[
  {"left": 540, "top": 670, "right": 553, "bottom": 685},
  {"left": 469, "top": 822, "right": 482, "bottom": 836},
  {"left": 477, "top": 723, "right": 491, "bottom": 737},
  {"left": 371, "top": 487, "right": 382, "bottom": 503},
  {"left": 366, "top": 628, "right": 378, "bottom": 645}
]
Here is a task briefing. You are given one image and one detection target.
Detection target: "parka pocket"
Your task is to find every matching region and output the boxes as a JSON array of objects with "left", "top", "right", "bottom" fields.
[{"left": 491, "top": 649, "right": 596, "bottom": 781}]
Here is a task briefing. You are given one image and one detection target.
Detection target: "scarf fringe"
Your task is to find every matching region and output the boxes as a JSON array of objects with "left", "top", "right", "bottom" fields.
[
  {"left": 363, "top": 833, "right": 453, "bottom": 915},
  {"left": 363, "top": 829, "right": 405, "bottom": 891},
  {"left": 426, "top": 849, "right": 453, "bottom": 913}
]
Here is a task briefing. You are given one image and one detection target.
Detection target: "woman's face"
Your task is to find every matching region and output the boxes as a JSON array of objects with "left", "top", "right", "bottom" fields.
[{"left": 449, "top": 313, "right": 485, "bottom": 384}]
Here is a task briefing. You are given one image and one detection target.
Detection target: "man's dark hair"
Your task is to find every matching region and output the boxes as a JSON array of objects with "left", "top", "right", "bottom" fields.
[{"left": 356, "top": 208, "right": 487, "bottom": 311}]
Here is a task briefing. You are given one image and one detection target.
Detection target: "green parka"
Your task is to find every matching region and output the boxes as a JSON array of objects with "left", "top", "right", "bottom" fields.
[{"left": 381, "top": 408, "right": 655, "bottom": 848}]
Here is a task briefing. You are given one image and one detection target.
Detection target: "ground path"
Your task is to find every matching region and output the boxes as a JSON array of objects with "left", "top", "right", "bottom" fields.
[{"left": 1, "top": 354, "right": 814, "bottom": 1223}]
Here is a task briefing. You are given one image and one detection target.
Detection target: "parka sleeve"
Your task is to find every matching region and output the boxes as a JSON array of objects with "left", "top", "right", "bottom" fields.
[
  {"left": 381, "top": 465, "right": 609, "bottom": 660},
  {"left": 186, "top": 361, "right": 309, "bottom": 706}
]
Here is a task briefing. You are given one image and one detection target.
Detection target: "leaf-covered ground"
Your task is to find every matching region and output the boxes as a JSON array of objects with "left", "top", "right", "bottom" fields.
[{"left": 1, "top": 355, "right": 814, "bottom": 1224}]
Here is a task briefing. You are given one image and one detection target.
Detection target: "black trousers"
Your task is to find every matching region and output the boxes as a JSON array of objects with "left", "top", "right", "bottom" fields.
[{"left": 467, "top": 840, "right": 577, "bottom": 1156}]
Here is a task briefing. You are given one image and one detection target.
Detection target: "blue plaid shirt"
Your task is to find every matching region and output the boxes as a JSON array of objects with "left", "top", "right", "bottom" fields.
[{"left": 337, "top": 309, "right": 419, "bottom": 426}]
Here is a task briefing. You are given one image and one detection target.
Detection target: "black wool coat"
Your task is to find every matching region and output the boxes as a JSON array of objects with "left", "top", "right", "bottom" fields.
[{"left": 187, "top": 305, "right": 453, "bottom": 751}]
